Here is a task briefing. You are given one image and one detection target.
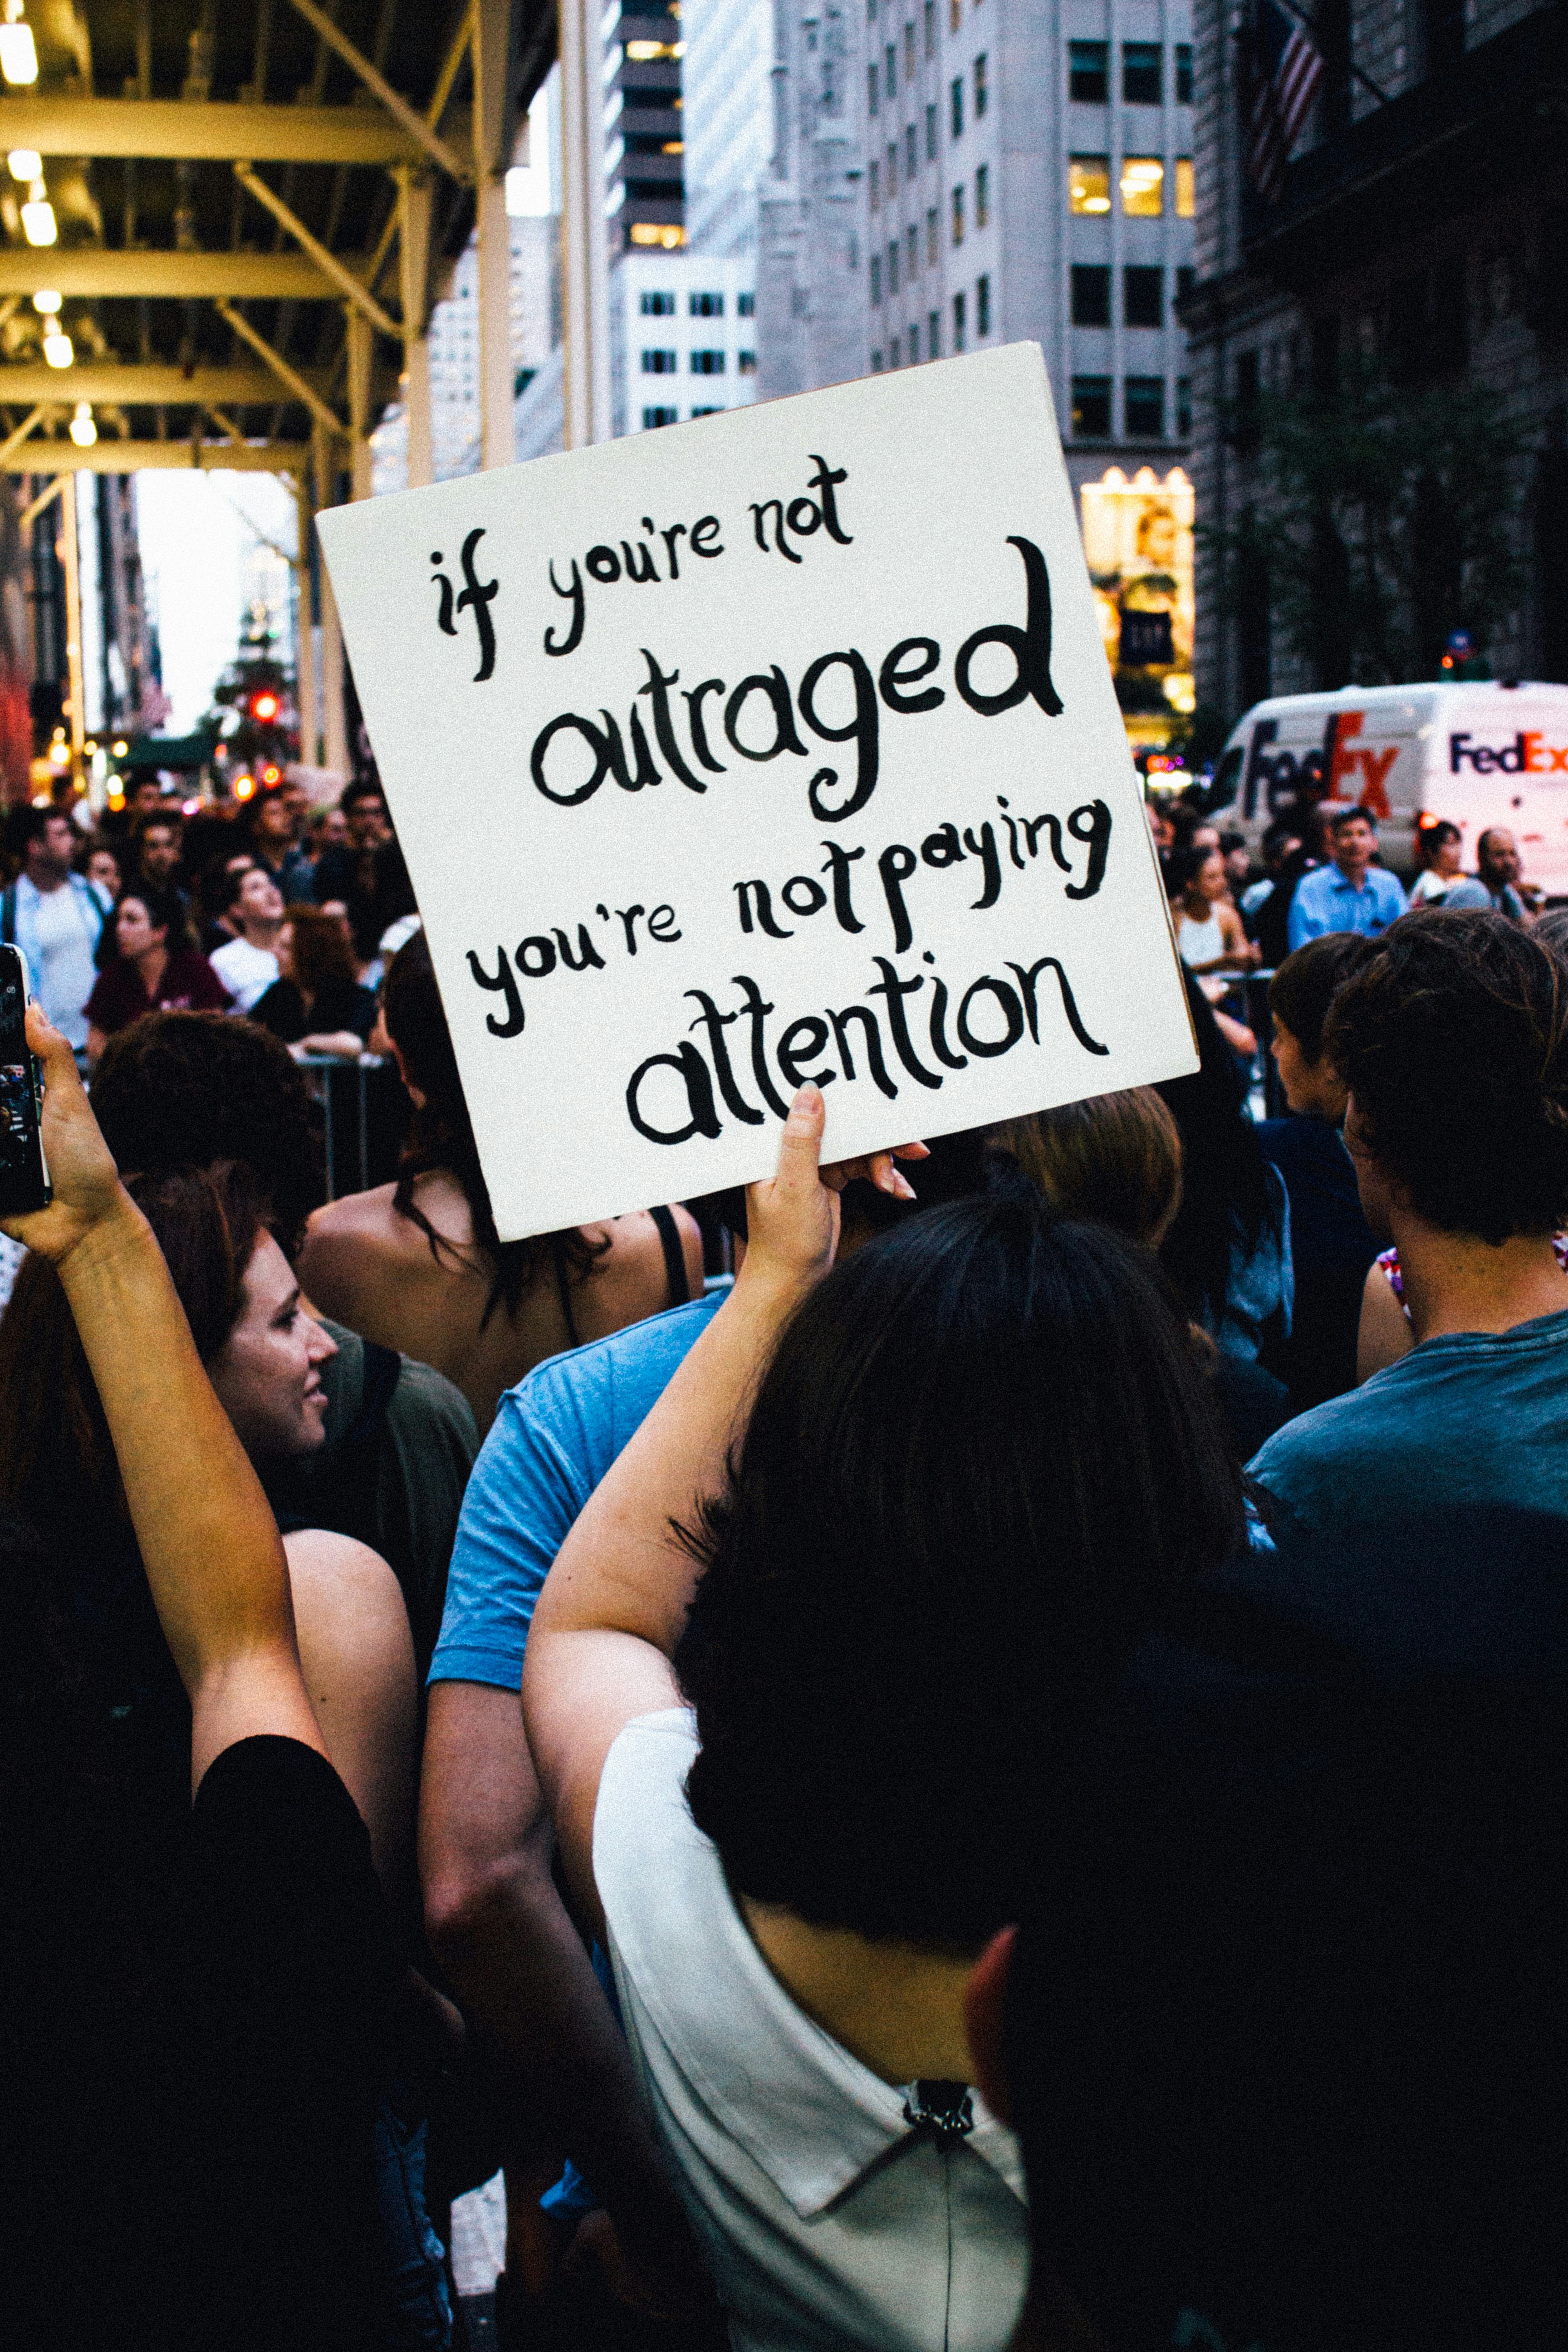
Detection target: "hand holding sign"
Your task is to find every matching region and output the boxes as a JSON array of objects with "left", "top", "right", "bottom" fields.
[{"left": 318, "top": 344, "right": 1196, "bottom": 1242}]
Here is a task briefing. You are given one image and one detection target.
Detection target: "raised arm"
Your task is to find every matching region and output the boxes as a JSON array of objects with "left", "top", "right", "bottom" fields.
[
  {"left": 522, "top": 1091, "right": 916, "bottom": 1933},
  {"left": 1, "top": 1006, "right": 324, "bottom": 1788}
]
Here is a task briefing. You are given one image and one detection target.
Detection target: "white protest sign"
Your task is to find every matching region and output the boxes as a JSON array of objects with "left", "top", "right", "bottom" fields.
[{"left": 318, "top": 343, "right": 1197, "bottom": 1239}]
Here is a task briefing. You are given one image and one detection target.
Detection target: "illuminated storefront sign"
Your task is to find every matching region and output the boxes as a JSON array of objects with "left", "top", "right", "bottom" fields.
[{"left": 1079, "top": 466, "right": 1194, "bottom": 747}]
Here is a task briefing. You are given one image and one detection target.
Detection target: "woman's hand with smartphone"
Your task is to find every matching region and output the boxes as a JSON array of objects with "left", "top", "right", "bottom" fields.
[{"left": 0, "top": 1002, "right": 130, "bottom": 1266}]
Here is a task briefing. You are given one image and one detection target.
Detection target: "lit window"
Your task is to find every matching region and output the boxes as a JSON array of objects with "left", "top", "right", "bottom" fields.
[
  {"left": 629, "top": 222, "right": 685, "bottom": 247},
  {"left": 642, "top": 406, "right": 678, "bottom": 426},
  {"left": 1071, "top": 264, "right": 1110, "bottom": 326},
  {"left": 640, "top": 290, "right": 676, "bottom": 315},
  {"left": 974, "top": 53, "right": 987, "bottom": 118},
  {"left": 1124, "top": 265, "right": 1163, "bottom": 328},
  {"left": 928, "top": 307, "right": 941, "bottom": 355},
  {"left": 625, "top": 39, "right": 681, "bottom": 59},
  {"left": 926, "top": 100, "right": 937, "bottom": 159},
  {"left": 1068, "top": 41, "right": 1107, "bottom": 103},
  {"left": 977, "top": 272, "right": 990, "bottom": 335},
  {"left": 1125, "top": 376, "right": 1166, "bottom": 437},
  {"left": 1175, "top": 156, "right": 1195, "bottom": 216},
  {"left": 952, "top": 182, "right": 965, "bottom": 243},
  {"left": 1176, "top": 44, "right": 1193, "bottom": 103},
  {"left": 641, "top": 348, "right": 678, "bottom": 372},
  {"left": 738, "top": 350, "right": 757, "bottom": 372},
  {"left": 1121, "top": 156, "right": 1164, "bottom": 215},
  {"left": 1069, "top": 155, "right": 1111, "bottom": 213},
  {"left": 690, "top": 290, "right": 725, "bottom": 316},
  {"left": 691, "top": 349, "right": 726, "bottom": 374},
  {"left": 1071, "top": 375, "right": 1111, "bottom": 437},
  {"left": 951, "top": 74, "right": 964, "bottom": 137},
  {"left": 953, "top": 288, "right": 967, "bottom": 351},
  {"left": 975, "top": 162, "right": 989, "bottom": 227},
  {"left": 738, "top": 290, "right": 755, "bottom": 316},
  {"left": 1122, "top": 42, "right": 1161, "bottom": 104}
]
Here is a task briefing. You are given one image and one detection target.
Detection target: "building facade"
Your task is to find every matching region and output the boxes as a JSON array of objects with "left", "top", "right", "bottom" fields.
[
  {"left": 683, "top": 0, "right": 772, "bottom": 255},
  {"left": 607, "top": 0, "right": 688, "bottom": 253},
  {"left": 1183, "top": 0, "right": 1568, "bottom": 722},
  {"left": 612, "top": 252, "right": 759, "bottom": 435}
]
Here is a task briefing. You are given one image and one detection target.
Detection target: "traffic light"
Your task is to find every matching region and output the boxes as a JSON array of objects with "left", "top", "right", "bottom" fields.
[{"left": 249, "top": 688, "right": 281, "bottom": 723}]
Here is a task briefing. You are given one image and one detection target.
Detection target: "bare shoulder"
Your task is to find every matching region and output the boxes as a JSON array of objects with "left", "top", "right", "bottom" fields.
[
  {"left": 579, "top": 1204, "right": 704, "bottom": 1320},
  {"left": 283, "top": 1525, "right": 404, "bottom": 1611},
  {"left": 302, "top": 1183, "right": 402, "bottom": 1250}
]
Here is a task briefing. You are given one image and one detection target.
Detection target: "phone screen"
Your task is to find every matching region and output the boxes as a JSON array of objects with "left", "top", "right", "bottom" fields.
[{"left": 0, "top": 947, "right": 49, "bottom": 1214}]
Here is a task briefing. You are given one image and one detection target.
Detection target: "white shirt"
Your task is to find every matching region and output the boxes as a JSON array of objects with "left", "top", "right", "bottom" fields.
[
  {"left": 595, "top": 1710, "right": 1029, "bottom": 2352},
  {"left": 25, "top": 877, "right": 100, "bottom": 1048},
  {"left": 209, "top": 936, "right": 279, "bottom": 1014}
]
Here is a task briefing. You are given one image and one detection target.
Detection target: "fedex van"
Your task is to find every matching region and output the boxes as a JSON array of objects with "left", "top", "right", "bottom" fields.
[{"left": 1210, "top": 681, "right": 1568, "bottom": 895}]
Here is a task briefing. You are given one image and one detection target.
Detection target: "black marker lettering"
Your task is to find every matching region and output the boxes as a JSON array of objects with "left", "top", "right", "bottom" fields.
[
  {"left": 877, "top": 841, "right": 918, "bottom": 953},
  {"left": 626, "top": 1041, "right": 722, "bottom": 1143},
  {"left": 554, "top": 924, "right": 605, "bottom": 971},
  {"left": 826, "top": 1002, "right": 898, "bottom": 1098},
  {"left": 807, "top": 454, "right": 852, "bottom": 543},
  {"left": 544, "top": 557, "right": 584, "bottom": 657},
  {"left": 466, "top": 946, "right": 524, "bottom": 1036},
  {"left": 1065, "top": 800, "right": 1112, "bottom": 899},
  {"left": 733, "top": 974, "right": 792, "bottom": 1117},
  {"left": 867, "top": 958, "right": 941, "bottom": 1089},
  {"left": 685, "top": 990, "right": 763, "bottom": 1124},
  {"left": 734, "top": 879, "right": 794, "bottom": 939},
  {"left": 819, "top": 841, "right": 866, "bottom": 933},
  {"left": 682, "top": 678, "right": 728, "bottom": 773},
  {"left": 1007, "top": 957, "right": 1109, "bottom": 1056},
  {"left": 637, "top": 649, "right": 706, "bottom": 792},
  {"left": 963, "top": 822, "right": 1002, "bottom": 909}
]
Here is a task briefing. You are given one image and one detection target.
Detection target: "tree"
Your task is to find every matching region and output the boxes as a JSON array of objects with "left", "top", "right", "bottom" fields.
[
  {"left": 203, "top": 598, "right": 298, "bottom": 784},
  {"left": 1203, "top": 356, "right": 1532, "bottom": 691}
]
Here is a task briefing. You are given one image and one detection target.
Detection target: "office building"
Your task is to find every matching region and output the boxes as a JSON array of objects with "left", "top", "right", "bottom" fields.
[
  {"left": 607, "top": 0, "right": 687, "bottom": 253},
  {"left": 683, "top": 0, "right": 772, "bottom": 254},
  {"left": 612, "top": 252, "right": 758, "bottom": 435}
]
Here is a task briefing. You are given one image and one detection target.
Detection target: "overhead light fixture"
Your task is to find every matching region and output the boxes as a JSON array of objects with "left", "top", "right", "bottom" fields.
[
  {"left": 69, "top": 401, "right": 95, "bottom": 447},
  {"left": 8, "top": 147, "right": 41, "bottom": 180},
  {"left": 32, "top": 287, "right": 60, "bottom": 313},
  {"left": 21, "top": 179, "right": 57, "bottom": 246},
  {"left": 0, "top": 12, "right": 39, "bottom": 88},
  {"left": 42, "top": 328, "right": 72, "bottom": 368}
]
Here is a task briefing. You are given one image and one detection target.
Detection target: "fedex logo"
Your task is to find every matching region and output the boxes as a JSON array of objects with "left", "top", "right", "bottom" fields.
[
  {"left": 1326, "top": 711, "right": 1398, "bottom": 816},
  {"left": 1450, "top": 731, "right": 1568, "bottom": 774}
]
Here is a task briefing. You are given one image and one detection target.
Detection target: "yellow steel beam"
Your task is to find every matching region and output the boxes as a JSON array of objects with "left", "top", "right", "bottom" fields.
[
  {"left": 214, "top": 299, "right": 345, "bottom": 437},
  {"left": 0, "top": 96, "right": 433, "bottom": 165},
  {"left": 0, "top": 252, "right": 341, "bottom": 300},
  {"left": 0, "top": 440, "right": 311, "bottom": 474},
  {"left": 0, "top": 363, "right": 332, "bottom": 405},
  {"left": 282, "top": 0, "right": 472, "bottom": 183},
  {"left": 18, "top": 473, "right": 65, "bottom": 529},
  {"left": 233, "top": 163, "right": 402, "bottom": 339},
  {"left": 0, "top": 404, "right": 46, "bottom": 465}
]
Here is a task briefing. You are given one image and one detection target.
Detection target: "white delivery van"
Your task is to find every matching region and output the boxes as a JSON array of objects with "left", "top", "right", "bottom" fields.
[{"left": 1210, "top": 681, "right": 1568, "bottom": 895}]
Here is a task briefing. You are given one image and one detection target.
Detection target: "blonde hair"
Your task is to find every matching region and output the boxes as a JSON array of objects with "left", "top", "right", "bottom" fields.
[{"left": 994, "top": 1088, "right": 1183, "bottom": 1249}]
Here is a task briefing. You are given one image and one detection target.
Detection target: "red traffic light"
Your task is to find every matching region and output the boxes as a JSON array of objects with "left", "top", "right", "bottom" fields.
[{"left": 250, "top": 689, "right": 281, "bottom": 723}]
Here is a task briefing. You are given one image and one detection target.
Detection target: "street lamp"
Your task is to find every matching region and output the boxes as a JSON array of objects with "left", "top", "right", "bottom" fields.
[
  {"left": 42, "top": 327, "right": 73, "bottom": 368},
  {"left": 69, "top": 402, "right": 96, "bottom": 448},
  {"left": 21, "top": 178, "right": 57, "bottom": 246},
  {"left": 0, "top": 6, "right": 39, "bottom": 88}
]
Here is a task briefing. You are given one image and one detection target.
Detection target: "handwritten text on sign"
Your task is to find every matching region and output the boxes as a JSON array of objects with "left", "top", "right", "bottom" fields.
[{"left": 318, "top": 345, "right": 1197, "bottom": 1240}]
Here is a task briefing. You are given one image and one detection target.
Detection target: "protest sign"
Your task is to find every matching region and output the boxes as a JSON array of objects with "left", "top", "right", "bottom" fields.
[{"left": 317, "top": 342, "right": 1197, "bottom": 1240}]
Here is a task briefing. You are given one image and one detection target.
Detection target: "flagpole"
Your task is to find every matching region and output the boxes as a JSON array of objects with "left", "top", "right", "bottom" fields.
[{"left": 1263, "top": 0, "right": 1392, "bottom": 109}]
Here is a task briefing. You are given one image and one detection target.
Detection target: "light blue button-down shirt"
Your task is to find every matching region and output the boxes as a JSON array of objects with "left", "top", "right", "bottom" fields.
[{"left": 1287, "top": 860, "right": 1406, "bottom": 952}]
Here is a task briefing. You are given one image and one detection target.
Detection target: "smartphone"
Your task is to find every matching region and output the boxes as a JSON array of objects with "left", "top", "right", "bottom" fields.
[{"left": 0, "top": 943, "right": 51, "bottom": 1216}]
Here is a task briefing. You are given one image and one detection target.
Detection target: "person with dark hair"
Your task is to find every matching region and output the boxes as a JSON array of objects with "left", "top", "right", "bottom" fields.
[
  {"left": 1443, "top": 824, "right": 1535, "bottom": 923},
  {"left": 248, "top": 786, "right": 315, "bottom": 903},
  {"left": 1407, "top": 815, "right": 1464, "bottom": 906},
  {"left": 83, "top": 885, "right": 230, "bottom": 1061},
  {"left": 520, "top": 1089, "right": 1245, "bottom": 2348},
  {"left": 299, "top": 932, "right": 701, "bottom": 1435},
  {"left": 130, "top": 808, "right": 186, "bottom": 897},
  {"left": 1156, "top": 970, "right": 1292, "bottom": 1380},
  {"left": 80, "top": 838, "right": 123, "bottom": 898},
  {"left": 209, "top": 862, "right": 286, "bottom": 1012},
  {"left": 1255, "top": 935, "right": 1381, "bottom": 1409},
  {"left": 252, "top": 902, "right": 377, "bottom": 1058},
  {"left": 1287, "top": 807, "right": 1406, "bottom": 949},
  {"left": 1169, "top": 843, "right": 1258, "bottom": 981},
  {"left": 89, "top": 1011, "right": 478, "bottom": 1668},
  {"left": 0, "top": 1014, "right": 413, "bottom": 2350},
  {"left": 1253, "top": 908, "right": 1568, "bottom": 1571},
  {"left": 0, "top": 806, "right": 111, "bottom": 1058}
]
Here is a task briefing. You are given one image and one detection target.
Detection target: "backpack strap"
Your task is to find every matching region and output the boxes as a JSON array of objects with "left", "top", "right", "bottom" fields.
[{"left": 650, "top": 1203, "right": 691, "bottom": 1308}]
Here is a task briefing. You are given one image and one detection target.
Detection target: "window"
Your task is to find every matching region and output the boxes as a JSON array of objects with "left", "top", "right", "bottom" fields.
[
  {"left": 904, "top": 21, "right": 915, "bottom": 78},
  {"left": 1069, "top": 154, "right": 1111, "bottom": 213},
  {"left": 640, "top": 290, "right": 676, "bottom": 315},
  {"left": 1176, "top": 265, "right": 1195, "bottom": 304},
  {"left": 888, "top": 140, "right": 898, "bottom": 198},
  {"left": 870, "top": 159, "right": 881, "bottom": 210},
  {"left": 868, "top": 60, "right": 879, "bottom": 113},
  {"left": 891, "top": 333, "right": 902, "bottom": 365},
  {"left": 872, "top": 347, "right": 884, "bottom": 371},
  {"left": 953, "top": 288, "right": 967, "bottom": 351},
  {"left": 641, "top": 348, "right": 677, "bottom": 372},
  {"left": 952, "top": 181, "right": 965, "bottom": 242},
  {"left": 1124, "top": 265, "right": 1163, "bottom": 328},
  {"left": 871, "top": 252, "right": 882, "bottom": 303},
  {"left": 738, "top": 291, "right": 755, "bottom": 317},
  {"left": 738, "top": 349, "right": 757, "bottom": 372},
  {"left": 1068, "top": 40, "right": 1108, "bottom": 103},
  {"left": 690, "top": 290, "right": 725, "bottom": 316},
  {"left": 887, "top": 41, "right": 897, "bottom": 97},
  {"left": 974, "top": 53, "right": 987, "bottom": 117},
  {"left": 975, "top": 161, "right": 989, "bottom": 226},
  {"left": 925, "top": 0, "right": 935, "bottom": 57},
  {"left": 1125, "top": 375, "right": 1166, "bottom": 437},
  {"left": 908, "top": 222, "right": 919, "bottom": 279},
  {"left": 1070, "top": 264, "right": 1111, "bottom": 326},
  {"left": 1122, "top": 42, "right": 1161, "bottom": 104},
  {"left": 1071, "top": 375, "right": 1111, "bottom": 437},
  {"left": 928, "top": 306, "right": 941, "bottom": 356},
  {"left": 906, "top": 121, "right": 917, "bottom": 176},
  {"left": 926, "top": 100, "right": 937, "bottom": 158},
  {"left": 691, "top": 349, "right": 726, "bottom": 374},
  {"left": 1176, "top": 375, "right": 1192, "bottom": 436},
  {"left": 642, "top": 406, "right": 677, "bottom": 426},
  {"left": 927, "top": 204, "right": 939, "bottom": 264},
  {"left": 1175, "top": 43, "right": 1192, "bottom": 103},
  {"left": 691, "top": 406, "right": 721, "bottom": 416},
  {"left": 951, "top": 75, "right": 964, "bottom": 137},
  {"left": 949, "top": 0, "right": 960, "bottom": 32},
  {"left": 889, "top": 236, "right": 901, "bottom": 294},
  {"left": 1121, "top": 156, "right": 1164, "bottom": 215},
  {"left": 910, "top": 319, "right": 921, "bottom": 362},
  {"left": 977, "top": 272, "right": 990, "bottom": 335},
  {"left": 1175, "top": 156, "right": 1195, "bottom": 217}
]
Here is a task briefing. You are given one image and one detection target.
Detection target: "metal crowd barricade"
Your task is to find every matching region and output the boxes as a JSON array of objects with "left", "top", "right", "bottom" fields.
[{"left": 297, "top": 1052, "right": 386, "bottom": 1200}]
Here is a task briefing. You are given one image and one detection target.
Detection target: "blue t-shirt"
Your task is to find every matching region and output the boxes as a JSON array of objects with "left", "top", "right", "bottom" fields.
[
  {"left": 428, "top": 1289, "right": 727, "bottom": 1690},
  {"left": 1286, "top": 862, "right": 1406, "bottom": 951},
  {"left": 1247, "top": 1306, "right": 1568, "bottom": 1662}
]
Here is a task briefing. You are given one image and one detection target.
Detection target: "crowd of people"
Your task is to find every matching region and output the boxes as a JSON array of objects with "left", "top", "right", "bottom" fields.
[{"left": 2, "top": 767, "right": 1563, "bottom": 2352}]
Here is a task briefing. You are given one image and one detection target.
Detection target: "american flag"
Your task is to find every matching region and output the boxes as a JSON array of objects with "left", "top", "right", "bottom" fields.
[{"left": 1246, "top": 0, "right": 1325, "bottom": 201}]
